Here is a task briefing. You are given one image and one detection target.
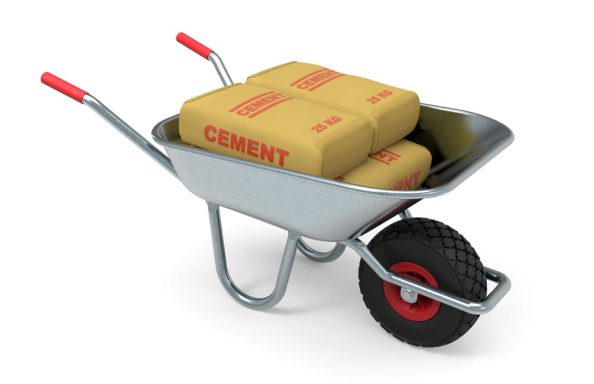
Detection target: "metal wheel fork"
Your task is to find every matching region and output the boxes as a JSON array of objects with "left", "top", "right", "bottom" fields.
[
  {"left": 399, "top": 209, "right": 413, "bottom": 220},
  {"left": 207, "top": 203, "right": 298, "bottom": 310}
]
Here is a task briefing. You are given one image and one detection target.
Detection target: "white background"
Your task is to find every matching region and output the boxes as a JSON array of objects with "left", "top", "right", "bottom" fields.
[{"left": 1, "top": 1, "right": 592, "bottom": 383}]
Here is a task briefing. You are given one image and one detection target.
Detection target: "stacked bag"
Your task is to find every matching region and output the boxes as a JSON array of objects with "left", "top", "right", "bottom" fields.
[{"left": 179, "top": 62, "right": 431, "bottom": 190}]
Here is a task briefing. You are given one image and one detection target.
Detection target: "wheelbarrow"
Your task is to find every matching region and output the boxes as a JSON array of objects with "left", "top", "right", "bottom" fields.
[{"left": 41, "top": 33, "right": 513, "bottom": 347}]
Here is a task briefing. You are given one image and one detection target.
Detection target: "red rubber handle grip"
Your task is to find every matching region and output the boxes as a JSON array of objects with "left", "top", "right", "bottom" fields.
[
  {"left": 41, "top": 72, "right": 88, "bottom": 103},
  {"left": 176, "top": 32, "right": 213, "bottom": 60}
]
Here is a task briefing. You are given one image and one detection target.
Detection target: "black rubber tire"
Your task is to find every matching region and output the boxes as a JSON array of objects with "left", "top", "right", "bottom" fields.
[{"left": 359, "top": 218, "right": 487, "bottom": 347}]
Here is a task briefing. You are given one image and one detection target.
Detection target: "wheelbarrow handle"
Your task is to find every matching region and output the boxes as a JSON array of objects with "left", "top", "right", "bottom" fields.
[
  {"left": 41, "top": 72, "right": 176, "bottom": 177},
  {"left": 176, "top": 32, "right": 213, "bottom": 59},
  {"left": 41, "top": 72, "right": 88, "bottom": 103},
  {"left": 176, "top": 32, "right": 234, "bottom": 86}
]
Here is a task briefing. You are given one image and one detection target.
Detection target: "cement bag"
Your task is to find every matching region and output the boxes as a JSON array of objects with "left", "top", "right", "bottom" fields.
[
  {"left": 179, "top": 84, "right": 374, "bottom": 178},
  {"left": 247, "top": 62, "right": 420, "bottom": 152},
  {"left": 337, "top": 140, "right": 431, "bottom": 190}
]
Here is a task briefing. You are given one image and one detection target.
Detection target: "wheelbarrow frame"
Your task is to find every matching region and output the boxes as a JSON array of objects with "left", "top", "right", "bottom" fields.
[{"left": 51, "top": 87, "right": 509, "bottom": 313}]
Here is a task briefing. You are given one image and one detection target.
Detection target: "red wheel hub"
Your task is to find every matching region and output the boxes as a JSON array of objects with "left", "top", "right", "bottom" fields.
[{"left": 383, "top": 262, "right": 441, "bottom": 322}]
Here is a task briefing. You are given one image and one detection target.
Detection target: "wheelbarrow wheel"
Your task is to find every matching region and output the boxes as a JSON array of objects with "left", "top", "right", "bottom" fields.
[{"left": 358, "top": 218, "right": 487, "bottom": 347}]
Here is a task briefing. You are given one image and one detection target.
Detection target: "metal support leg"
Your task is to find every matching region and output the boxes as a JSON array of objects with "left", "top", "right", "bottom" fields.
[
  {"left": 207, "top": 203, "right": 298, "bottom": 310},
  {"left": 297, "top": 239, "right": 345, "bottom": 263}
]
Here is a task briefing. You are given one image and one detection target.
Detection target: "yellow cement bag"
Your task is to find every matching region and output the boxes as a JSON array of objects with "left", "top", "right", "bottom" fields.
[
  {"left": 247, "top": 62, "right": 420, "bottom": 153},
  {"left": 336, "top": 140, "right": 432, "bottom": 190},
  {"left": 179, "top": 84, "right": 374, "bottom": 178}
]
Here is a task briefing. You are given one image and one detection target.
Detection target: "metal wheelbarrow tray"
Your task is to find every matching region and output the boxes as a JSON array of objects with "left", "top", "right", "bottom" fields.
[{"left": 41, "top": 36, "right": 513, "bottom": 348}]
